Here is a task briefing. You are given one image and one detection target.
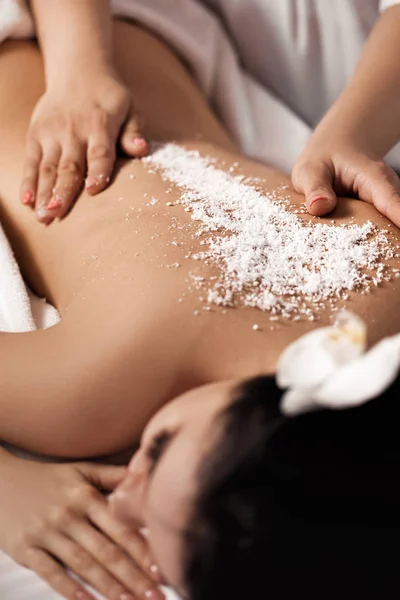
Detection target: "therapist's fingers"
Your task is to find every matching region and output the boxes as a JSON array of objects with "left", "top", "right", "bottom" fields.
[
  {"left": 20, "top": 138, "right": 41, "bottom": 209},
  {"left": 85, "top": 111, "right": 115, "bottom": 195},
  {"left": 47, "top": 140, "right": 86, "bottom": 220},
  {"left": 24, "top": 547, "right": 95, "bottom": 600},
  {"left": 292, "top": 158, "right": 337, "bottom": 216},
  {"left": 35, "top": 144, "right": 62, "bottom": 224},
  {"left": 354, "top": 159, "right": 400, "bottom": 228}
]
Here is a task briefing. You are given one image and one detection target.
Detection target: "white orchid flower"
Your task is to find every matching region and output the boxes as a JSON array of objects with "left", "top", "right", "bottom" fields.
[{"left": 277, "top": 311, "right": 400, "bottom": 416}]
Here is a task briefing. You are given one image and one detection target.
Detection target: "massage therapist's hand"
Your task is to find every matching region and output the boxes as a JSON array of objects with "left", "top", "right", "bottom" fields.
[
  {"left": 0, "top": 451, "right": 162, "bottom": 600},
  {"left": 21, "top": 70, "right": 149, "bottom": 225},
  {"left": 292, "top": 137, "right": 400, "bottom": 228}
]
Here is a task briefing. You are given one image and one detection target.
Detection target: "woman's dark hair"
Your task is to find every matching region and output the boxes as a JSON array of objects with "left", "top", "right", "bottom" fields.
[{"left": 184, "top": 375, "right": 400, "bottom": 600}]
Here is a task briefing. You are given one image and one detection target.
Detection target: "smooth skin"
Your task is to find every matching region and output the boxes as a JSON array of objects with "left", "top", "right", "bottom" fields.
[{"left": 1, "top": 19, "right": 400, "bottom": 600}]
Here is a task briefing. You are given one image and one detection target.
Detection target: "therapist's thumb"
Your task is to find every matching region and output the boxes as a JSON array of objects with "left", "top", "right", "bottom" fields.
[
  {"left": 120, "top": 103, "right": 149, "bottom": 158},
  {"left": 292, "top": 158, "right": 337, "bottom": 216}
]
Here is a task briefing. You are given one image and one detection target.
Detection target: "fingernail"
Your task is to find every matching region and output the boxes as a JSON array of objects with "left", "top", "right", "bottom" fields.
[
  {"left": 150, "top": 564, "right": 162, "bottom": 582},
  {"left": 120, "top": 594, "right": 135, "bottom": 600},
  {"left": 36, "top": 206, "right": 48, "bottom": 220},
  {"left": 309, "top": 195, "right": 328, "bottom": 208},
  {"left": 85, "top": 176, "right": 99, "bottom": 190},
  {"left": 132, "top": 136, "right": 148, "bottom": 147},
  {"left": 86, "top": 174, "right": 110, "bottom": 190},
  {"left": 22, "top": 190, "right": 34, "bottom": 205},
  {"left": 47, "top": 196, "right": 62, "bottom": 210},
  {"left": 131, "top": 137, "right": 149, "bottom": 155},
  {"left": 76, "top": 590, "right": 94, "bottom": 600},
  {"left": 145, "top": 588, "right": 165, "bottom": 600}
]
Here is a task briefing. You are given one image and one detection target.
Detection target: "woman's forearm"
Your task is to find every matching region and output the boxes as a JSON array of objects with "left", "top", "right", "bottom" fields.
[
  {"left": 0, "top": 328, "right": 87, "bottom": 458},
  {"left": 31, "top": 0, "right": 114, "bottom": 87},
  {"left": 314, "top": 5, "right": 400, "bottom": 156},
  {"left": 0, "top": 326, "right": 140, "bottom": 459}
]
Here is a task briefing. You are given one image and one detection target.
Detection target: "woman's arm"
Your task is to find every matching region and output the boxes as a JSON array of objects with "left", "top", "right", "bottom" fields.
[
  {"left": 0, "top": 316, "right": 175, "bottom": 460},
  {"left": 0, "top": 324, "right": 139, "bottom": 459},
  {"left": 0, "top": 328, "right": 85, "bottom": 454},
  {"left": 21, "top": 0, "right": 148, "bottom": 224},
  {"left": 314, "top": 5, "right": 400, "bottom": 156},
  {"left": 293, "top": 5, "right": 400, "bottom": 226},
  {"left": 31, "top": 0, "right": 114, "bottom": 84}
]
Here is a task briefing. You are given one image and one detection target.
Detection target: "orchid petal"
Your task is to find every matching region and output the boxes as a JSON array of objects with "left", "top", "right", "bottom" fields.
[
  {"left": 323, "top": 311, "right": 367, "bottom": 364},
  {"left": 277, "top": 312, "right": 366, "bottom": 391},
  {"left": 315, "top": 334, "right": 400, "bottom": 409},
  {"left": 281, "top": 388, "right": 320, "bottom": 416},
  {"left": 277, "top": 327, "right": 339, "bottom": 391}
]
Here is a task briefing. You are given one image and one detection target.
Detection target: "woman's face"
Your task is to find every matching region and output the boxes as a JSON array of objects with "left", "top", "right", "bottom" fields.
[{"left": 108, "top": 380, "right": 236, "bottom": 594}]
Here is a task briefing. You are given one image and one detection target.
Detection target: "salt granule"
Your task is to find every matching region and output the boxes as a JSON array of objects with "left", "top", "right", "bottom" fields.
[{"left": 145, "top": 145, "right": 395, "bottom": 318}]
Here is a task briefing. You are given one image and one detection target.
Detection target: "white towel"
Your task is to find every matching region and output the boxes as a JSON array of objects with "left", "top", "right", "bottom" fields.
[
  {"left": 0, "top": 224, "right": 59, "bottom": 332},
  {"left": 0, "top": 0, "right": 58, "bottom": 333}
]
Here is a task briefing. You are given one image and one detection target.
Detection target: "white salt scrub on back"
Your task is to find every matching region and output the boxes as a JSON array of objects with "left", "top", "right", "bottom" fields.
[{"left": 144, "top": 144, "right": 396, "bottom": 320}]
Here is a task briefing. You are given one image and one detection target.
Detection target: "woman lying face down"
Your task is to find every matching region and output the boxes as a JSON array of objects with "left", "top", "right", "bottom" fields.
[
  {"left": 2, "top": 20, "right": 400, "bottom": 600},
  {"left": 110, "top": 321, "right": 400, "bottom": 600}
]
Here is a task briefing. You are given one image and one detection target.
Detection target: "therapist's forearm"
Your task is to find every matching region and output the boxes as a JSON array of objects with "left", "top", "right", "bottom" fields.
[
  {"left": 30, "top": 0, "right": 115, "bottom": 87},
  {"left": 313, "top": 5, "right": 400, "bottom": 156}
]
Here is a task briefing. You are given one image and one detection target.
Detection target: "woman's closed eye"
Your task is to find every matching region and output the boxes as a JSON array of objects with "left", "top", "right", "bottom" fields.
[{"left": 145, "top": 430, "right": 174, "bottom": 475}]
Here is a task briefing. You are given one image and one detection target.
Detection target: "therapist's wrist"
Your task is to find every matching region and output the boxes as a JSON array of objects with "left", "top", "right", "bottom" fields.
[
  {"left": 45, "top": 53, "right": 116, "bottom": 91},
  {"left": 314, "top": 91, "right": 400, "bottom": 160}
]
